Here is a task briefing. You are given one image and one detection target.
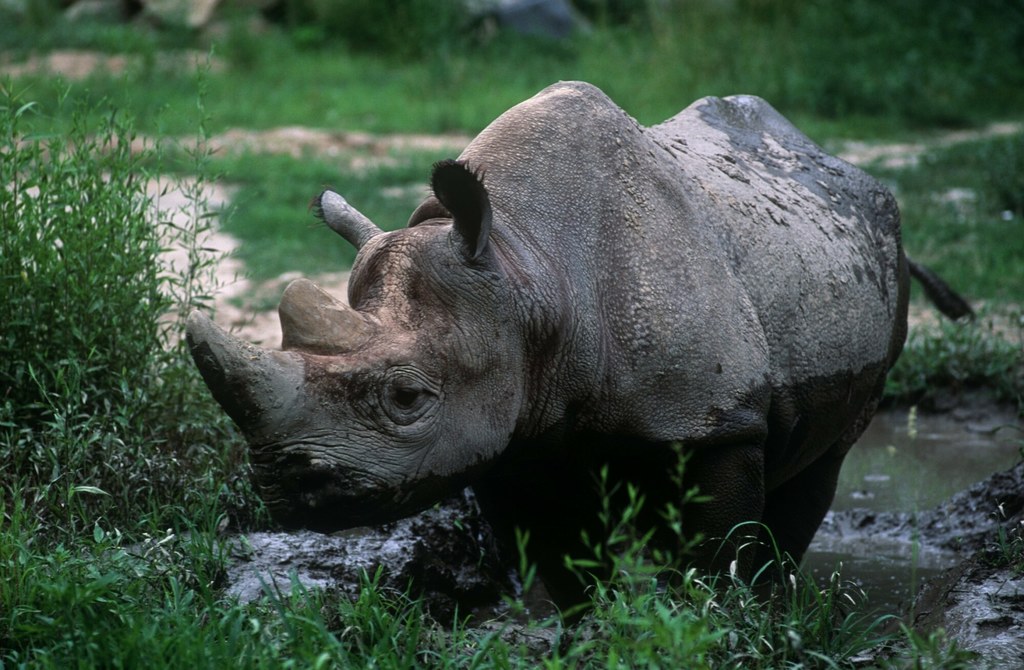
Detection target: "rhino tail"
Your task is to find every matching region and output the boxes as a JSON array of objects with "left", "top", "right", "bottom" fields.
[{"left": 907, "top": 258, "right": 974, "bottom": 321}]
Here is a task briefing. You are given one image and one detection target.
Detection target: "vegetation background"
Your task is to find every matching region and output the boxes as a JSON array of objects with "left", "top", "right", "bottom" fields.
[{"left": 1, "top": 0, "right": 1022, "bottom": 666}]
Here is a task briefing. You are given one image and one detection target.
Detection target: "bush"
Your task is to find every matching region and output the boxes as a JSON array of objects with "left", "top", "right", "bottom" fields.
[
  {"left": 934, "top": 132, "right": 1024, "bottom": 218},
  {"left": 1, "top": 99, "right": 162, "bottom": 426},
  {"left": 582, "top": 0, "right": 1024, "bottom": 128},
  {"left": 0, "top": 82, "right": 251, "bottom": 538},
  {"left": 281, "top": 0, "right": 468, "bottom": 57},
  {"left": 786, "top": 0, "right": 1024, "bottom": 125},
  {"left": 885, "top": 310, "right": 1024, "bottom": 407}
]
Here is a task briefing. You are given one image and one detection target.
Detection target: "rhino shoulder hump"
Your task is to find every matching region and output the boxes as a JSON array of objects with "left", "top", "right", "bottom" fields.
[{"left": 687, "top": 95, "right": 818, "bottom": 156}]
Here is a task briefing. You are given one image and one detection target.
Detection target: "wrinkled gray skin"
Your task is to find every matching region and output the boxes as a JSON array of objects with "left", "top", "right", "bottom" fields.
[{"left": 188, "top": 81, "right": 913, "bottom": 607}]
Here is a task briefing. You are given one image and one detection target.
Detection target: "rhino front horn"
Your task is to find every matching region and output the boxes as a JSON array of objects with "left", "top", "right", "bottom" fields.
[
  {"left": 185, "top": 311, "right": 303, "bottom": 434},
  {"left": 279, "top": 278, "right": 375, "bottom": 354},
  {"left": 314, "top": 190, "right": 383, "bottom": 250}
]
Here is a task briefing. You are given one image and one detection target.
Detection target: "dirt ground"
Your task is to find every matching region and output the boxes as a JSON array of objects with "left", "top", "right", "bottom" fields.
[{"left": 0, "top": 49, "right": 225, "bottom": 80}]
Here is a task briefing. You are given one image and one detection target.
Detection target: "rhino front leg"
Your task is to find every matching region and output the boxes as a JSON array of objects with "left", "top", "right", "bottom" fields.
[
  {"left": 474, "top": 439, "right": 769, "bottom": 610},
  {"left": 473, "top": 450, "right": 608, "bottom": 610}
]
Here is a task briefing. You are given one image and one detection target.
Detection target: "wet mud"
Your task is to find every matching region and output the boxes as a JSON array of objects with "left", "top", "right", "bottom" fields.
[
  {"left": 817, "top": 459, "right": 1024, "bottom": 559},
  {"left": 805, "top": 393, "right": 1021, "bottom": 612},
  {"left": 912, "top": 554, "right": 1024, "bottom": 669},
  {"left": 813, "top": 455, "right": 1024, "bottom": 667}
]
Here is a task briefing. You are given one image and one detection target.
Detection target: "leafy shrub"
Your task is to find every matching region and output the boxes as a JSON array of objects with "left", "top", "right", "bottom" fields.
[
  {"left": 985, "top": 134, "right": 1024, "bottom": 217},
  {"left": 596, "top": 0, "right": 1024, "bottom": 127},
  {"left": 778, "top": 0, "right": 1022, "bottom": 124},
  {"left": 1, "top": 100, "right": 162, "bottom": 426},
  {"left": 885, "top": 310, "right": 1024, "bottom": 407},
  {"left": 281, "top": 0, "right": 468, "bottom": 57},
  {"left": 0, "top": 83, "right": 251, "bottom": 538},
  {"left": 931, "top": 132, "right": 1024, "bottom": 218}
]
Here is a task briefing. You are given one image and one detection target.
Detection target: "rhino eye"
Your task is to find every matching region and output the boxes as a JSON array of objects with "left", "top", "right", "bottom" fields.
[
  {"left": 382, "top": 368, "right": 437, "bottom": 425},
  {"left": 390, "top": 386, "right": 422, "bottom": 410}
]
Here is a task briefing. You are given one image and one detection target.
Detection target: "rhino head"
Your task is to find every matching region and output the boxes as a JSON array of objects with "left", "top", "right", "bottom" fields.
[{"left": 186, "top": 160, "right": 524, "bottom": 531}]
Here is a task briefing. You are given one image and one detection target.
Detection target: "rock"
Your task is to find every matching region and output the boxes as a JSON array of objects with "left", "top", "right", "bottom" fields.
[
  {"left": 495, "top": 0, "right": 582, "bottom": 39},
  {"left": 471, "top": 0, "right": 587, "bottom": 40},
  {"left": 223, "top": 488, "right": 514, "bottom": 619},
  {"left": 141, "top": 0, "right": 220, "bottom": 28},
  {"left": 63, "top": 0, "right": 125, "bottom": 22}
]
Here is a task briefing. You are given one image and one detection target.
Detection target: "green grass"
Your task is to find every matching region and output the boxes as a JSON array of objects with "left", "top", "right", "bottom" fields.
[
  {"left": 876, "top": 132, "right": 1024, "bottom": 304},
  {"left": 4, "top": 0, "right": 1022, "bottom": 137},
  {"left": 0, "top": 469, "right": 982, "bottom": 669},
  {"left": 885, "top": 307, "right": 1024, "bottom": 406},
  {"left": 215, "top": 151, "right": 452, "bottom": 281}
]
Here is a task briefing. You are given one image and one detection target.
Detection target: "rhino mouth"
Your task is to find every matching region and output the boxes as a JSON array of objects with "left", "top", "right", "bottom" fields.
[{"left": 250, "top": 454, "right": 431, "bottom": 532}]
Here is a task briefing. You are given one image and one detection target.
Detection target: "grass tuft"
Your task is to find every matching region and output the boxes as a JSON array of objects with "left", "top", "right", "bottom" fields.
[{"left": 885, "top": 307, "right": 1024, "bottom": 409}]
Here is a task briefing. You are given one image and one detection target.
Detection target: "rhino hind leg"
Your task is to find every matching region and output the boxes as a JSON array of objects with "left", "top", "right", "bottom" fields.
[
  {"left": 753, "top": 444, "right": 847, "bottom": 572},
  {"left": 754, "top": 395, "right": 882, "bottom": 572}
]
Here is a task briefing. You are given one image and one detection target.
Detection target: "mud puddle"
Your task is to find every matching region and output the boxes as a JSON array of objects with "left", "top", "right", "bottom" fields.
[{"left": 806, "top": 397, "right": 1022, "bottom": 612}]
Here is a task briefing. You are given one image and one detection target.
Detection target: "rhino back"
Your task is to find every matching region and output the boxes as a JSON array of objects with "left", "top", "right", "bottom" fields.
[
  {"left": 649, "top": 95, "right": 906, "bottom": 386},
  {"left": 458, "top": 82, "right": 905, "bottom": 467}
]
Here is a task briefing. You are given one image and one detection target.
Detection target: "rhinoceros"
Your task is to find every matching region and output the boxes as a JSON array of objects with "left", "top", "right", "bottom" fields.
[{"left": 187, "top": 81, "right": 970, "bottom": 606}]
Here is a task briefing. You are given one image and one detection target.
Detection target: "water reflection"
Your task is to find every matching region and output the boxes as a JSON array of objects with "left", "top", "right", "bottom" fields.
[
  {"left": 805, "top": 403, "right": 1022, "bottom": 612},
  {"left": 832, "top": 406, "right": 1021, "bottom": 513}
]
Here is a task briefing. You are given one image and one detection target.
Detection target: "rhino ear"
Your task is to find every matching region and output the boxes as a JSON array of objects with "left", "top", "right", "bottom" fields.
[{"left": 431, "top": 159, "right": 492, "bottom": 260}]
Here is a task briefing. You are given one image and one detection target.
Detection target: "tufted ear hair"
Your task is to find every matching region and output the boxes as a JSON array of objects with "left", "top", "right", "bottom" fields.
[{"left": 430, "top": 159, "right": 492, "bottom": 260}]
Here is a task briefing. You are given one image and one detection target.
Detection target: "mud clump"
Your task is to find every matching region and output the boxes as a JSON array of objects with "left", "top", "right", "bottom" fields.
[
  {"left": 818, "top": 460, "right": 1024, "bottom": 556},
  {"left": 222, "top": 456, "right": 1024, "bottom": 662},
  {"left": 223, "top": 489, "right": 513, "bottom": 620},
  {"left": 819, "top": 459, "right": 1024, "bottom": 667},
  {"left": 906, "top": 461, "right": 1024, "bottom": 670},
  {"left": 911, "top": 554, "right": 1024, "bottom": 670}
]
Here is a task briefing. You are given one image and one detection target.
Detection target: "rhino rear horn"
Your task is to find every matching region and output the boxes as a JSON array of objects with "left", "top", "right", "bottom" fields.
[
  {"left": 279, "top": 278, "right": 374, "bottom": 354},
  {"left": 314, "top": 190, "right": 383, "bottom": 250},
  {"left": 431, "top": 159, "right": 492, "bottom": 260}
]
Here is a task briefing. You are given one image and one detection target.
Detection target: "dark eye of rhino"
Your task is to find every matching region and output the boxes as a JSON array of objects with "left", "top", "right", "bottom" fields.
[
  {"left": 382, "top": 367, "right": 438, "bottom": 426},
  {"left": 390, "top": 385, "right": 422, "bottom": 410}
]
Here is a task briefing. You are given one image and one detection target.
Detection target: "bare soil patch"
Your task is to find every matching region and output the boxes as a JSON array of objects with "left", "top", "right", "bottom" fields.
[
  {"left": 837, "top": 121, "right": 1022, "bottom": 169},
  {"left": 193, "top": 126, "right": 470, "bottom": 173},
  {"left": 0, "top": 49, "right": 225, "bottom": 80}
]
